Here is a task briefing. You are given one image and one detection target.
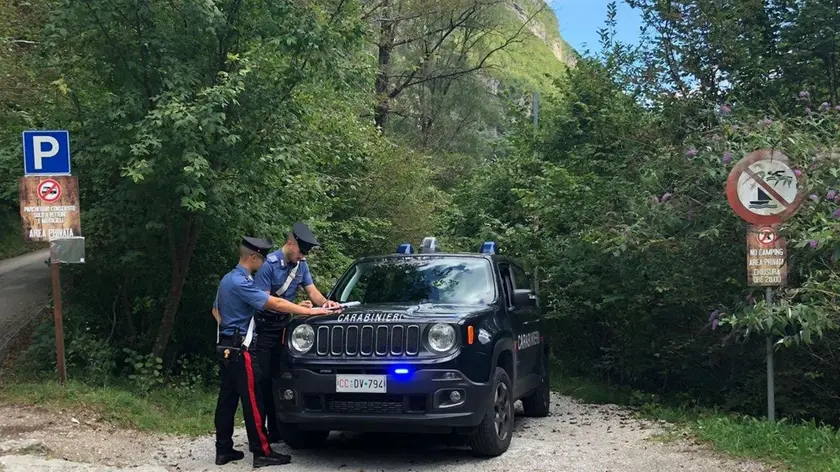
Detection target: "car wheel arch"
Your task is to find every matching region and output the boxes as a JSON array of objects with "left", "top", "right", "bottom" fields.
[{"left": 491, "top": 337, "right": 515, "bottom": 384}]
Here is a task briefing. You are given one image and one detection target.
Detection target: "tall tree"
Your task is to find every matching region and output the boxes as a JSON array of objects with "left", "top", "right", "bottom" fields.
[
  {"left": 37, "top": 0, "right": 368, "bottom": 359},
  {"left": 369, "top": 0, "right": 542, "bottom": 128},
  {"left": 626, "top": 0, "right": 840, "bottom": 111}
]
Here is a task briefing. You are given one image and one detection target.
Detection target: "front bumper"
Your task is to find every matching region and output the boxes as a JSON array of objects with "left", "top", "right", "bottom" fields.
[{"left": 272, "top": 367, "right": 491, "bottom": 434}]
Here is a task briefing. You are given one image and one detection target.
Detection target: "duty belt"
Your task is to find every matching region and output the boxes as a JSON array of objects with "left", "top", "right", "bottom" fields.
[{"left": 256, "top": 311, "right": 291, "bottom": 323}]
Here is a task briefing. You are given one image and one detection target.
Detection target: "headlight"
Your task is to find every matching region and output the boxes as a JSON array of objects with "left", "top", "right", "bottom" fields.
[
  {"left": 428, "top": 323, "right": 456, "bottom": 352},
  {"left": 290, "top": 324, "right": 315, "bottom": 353}
]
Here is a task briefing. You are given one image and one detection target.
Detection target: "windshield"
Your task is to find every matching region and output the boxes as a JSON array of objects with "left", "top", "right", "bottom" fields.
[{"left": 333, "top": 256, "right": 495, "bottom": 305}]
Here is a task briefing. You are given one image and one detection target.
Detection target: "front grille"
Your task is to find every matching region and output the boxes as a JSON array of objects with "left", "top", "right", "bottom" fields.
[
  {"left": 326, "top": 394, "right": 403, "bottom": 414},
  {"left": 315, "top": 324, "right": 421, "bottom": 357},
  {"left": 310, "top": 394, "right": 427, "bottom": 414}
]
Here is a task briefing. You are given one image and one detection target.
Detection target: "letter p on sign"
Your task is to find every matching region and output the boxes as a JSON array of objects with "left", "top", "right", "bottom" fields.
[{"left": 23, "top": 130, "right": 71, "bottom": 176}]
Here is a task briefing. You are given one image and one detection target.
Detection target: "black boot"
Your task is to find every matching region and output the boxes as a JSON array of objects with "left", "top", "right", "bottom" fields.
[
  {"left": 253, "top": 450, "right": 292, "bottom": 468},
  {"left": 215, "top": 449, "right": 245, "bottom": 465}
]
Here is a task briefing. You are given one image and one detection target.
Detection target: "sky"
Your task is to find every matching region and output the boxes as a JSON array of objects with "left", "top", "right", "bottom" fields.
[{"left": 548, "top": 0, "right": 644, "bottom": 54}]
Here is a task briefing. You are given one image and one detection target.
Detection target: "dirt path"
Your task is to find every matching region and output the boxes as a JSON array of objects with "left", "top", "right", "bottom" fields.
[{"left": 0, "top": 392, "right": 775, "bottom": 472}]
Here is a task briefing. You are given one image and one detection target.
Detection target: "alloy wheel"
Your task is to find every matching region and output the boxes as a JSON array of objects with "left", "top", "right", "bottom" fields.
[{"left": 493, "top": 382, "right": 510, "bottom": 440}]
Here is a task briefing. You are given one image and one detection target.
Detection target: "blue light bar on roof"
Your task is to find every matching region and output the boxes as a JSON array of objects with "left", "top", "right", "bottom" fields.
[
  {"left": 396, "top": 243, "right": 414, "bottom": 254},
  {"left": 480, "top": 241, "right": 497, "bottom": 254}
]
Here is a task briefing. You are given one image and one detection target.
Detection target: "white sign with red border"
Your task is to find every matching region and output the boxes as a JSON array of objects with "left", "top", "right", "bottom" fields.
[{"left": 726, "top": 149, "right": 806, "bottom": 225}]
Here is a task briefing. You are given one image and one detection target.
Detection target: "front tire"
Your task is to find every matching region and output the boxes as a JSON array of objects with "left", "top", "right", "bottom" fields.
[
  {"left": 468, "top": 366, "right": 514, "bottom": 457},
  {"left": 521, "top": 352, "right": 551, "bottom": 417}
]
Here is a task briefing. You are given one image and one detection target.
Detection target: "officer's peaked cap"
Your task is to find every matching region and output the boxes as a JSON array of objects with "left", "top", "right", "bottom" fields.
[
  {"left": 292, "top": 222, "right": 320, "bottom": 253},
  {"left": 241, "top": 236, "right": 274, "bottom": 257}
]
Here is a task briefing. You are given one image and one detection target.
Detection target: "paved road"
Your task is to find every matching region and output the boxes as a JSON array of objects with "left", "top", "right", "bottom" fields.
[{"left": 0, "top": 249, "right": 52, "bottom": 360}]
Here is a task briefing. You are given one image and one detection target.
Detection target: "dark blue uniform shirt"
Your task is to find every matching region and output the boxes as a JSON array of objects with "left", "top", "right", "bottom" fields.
[
  {"left": 254, "top": 250, "right": 313, "bottom": 300},
  {"left": 214, "top": 264, "right": 270, "bottom": 336}
]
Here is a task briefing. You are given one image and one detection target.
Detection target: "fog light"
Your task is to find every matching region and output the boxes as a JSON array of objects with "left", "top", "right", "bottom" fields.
[
  {"left": 283, "top": 389, "right": 294, "bottom": 400},
  {"left": 437, "top": 371, "right": 461, "bottom": 380},
  {"left": 449, "top": 391, "right": 462, "bottom": 403}
]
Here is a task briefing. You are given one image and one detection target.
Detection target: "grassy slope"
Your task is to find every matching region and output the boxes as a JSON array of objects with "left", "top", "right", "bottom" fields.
[
  {"left": 0, "top": 379, "right": 230, "bottom": 437},
  {"left": 551, "top": 367, "right": 840, "bottom": 472}
]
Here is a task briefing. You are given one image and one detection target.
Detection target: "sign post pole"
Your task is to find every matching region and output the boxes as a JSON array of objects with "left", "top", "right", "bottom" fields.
[
  {"left": 765, "top": 287, "right": 774, "bottom": 422},
  {"left": 20, "top": 129, "right": 81, "bottom": 385},
  {"left": 50, "top": 250, "right": 67, "bottom": 384},
  {"left": 725, "top": 149, "right": 805, "bottom": 423}
]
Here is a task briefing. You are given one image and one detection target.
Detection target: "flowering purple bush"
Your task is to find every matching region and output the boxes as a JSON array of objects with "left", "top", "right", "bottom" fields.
[{"left": 671, "top": 99, "right": 840, "bottom": 349}]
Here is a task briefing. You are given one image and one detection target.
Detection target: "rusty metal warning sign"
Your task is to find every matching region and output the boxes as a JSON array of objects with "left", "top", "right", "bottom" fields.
[
  {"left": 747, "top": 225, "right": 787, "bottom": 286},
  {"left": 19, "top": 175, "right": 82, "bottom": 241}
]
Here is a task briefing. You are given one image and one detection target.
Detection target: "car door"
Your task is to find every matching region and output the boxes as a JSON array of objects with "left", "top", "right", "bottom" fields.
[
  {"left": 510, "top": 263, "right": 541, "bottom": 394},
  {"left": 496, "top": 262, "right": 525, "bottom": 395}
]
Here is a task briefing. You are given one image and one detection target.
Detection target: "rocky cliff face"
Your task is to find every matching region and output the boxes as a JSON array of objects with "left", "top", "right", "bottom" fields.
[
  {"left": 485, "top": 0, "right": 577, "bottom": 95},
  {"left": 510, "top": 0, "right": 577, "bottom": 68}
]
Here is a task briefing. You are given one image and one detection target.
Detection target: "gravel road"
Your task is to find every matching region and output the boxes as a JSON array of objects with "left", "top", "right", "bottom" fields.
[
  {"left": 0, "top": 393, "right": 774, "bottom": 472},
  {"left": 0, "top": 249, "right": 51, "bottom": 361}
]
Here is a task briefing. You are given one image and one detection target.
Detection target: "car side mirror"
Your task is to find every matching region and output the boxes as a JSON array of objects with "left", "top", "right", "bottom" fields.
[{"left": 513, "top": 288, "right": 536, "bottom": 308}]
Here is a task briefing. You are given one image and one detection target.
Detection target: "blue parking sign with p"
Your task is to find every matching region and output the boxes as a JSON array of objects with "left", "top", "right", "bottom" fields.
[{"left": 23, "top": 130, "right": 71, "bottom": 175}]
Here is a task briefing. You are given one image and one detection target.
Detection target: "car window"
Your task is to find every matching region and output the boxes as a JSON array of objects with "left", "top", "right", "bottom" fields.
[
  {"left": 335, "top": 257, "right": 495, "bottom": 305},
  {"left": 497, "top": 263, "right": 514, "bottom": 308},
  {"left": 511, "top": 265, "right": 531, "bottom": 291}
]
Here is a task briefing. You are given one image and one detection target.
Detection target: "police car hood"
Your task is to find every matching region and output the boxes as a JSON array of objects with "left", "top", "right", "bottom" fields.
[{"left": 303, "top": 302, "right": 492, "bottom": 324}]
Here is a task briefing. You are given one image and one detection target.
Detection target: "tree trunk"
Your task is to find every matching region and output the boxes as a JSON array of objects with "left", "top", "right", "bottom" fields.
[
  {"left": 374, "top": 0, "right": 394, "bottom": 128},
  {"left": 152, "top": 217, "right": 201, "bottom": 359}
]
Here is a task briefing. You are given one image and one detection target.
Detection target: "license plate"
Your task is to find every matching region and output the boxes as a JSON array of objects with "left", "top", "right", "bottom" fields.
[{"left": 335, "top": 374, "right": 387, "bottom": 393}]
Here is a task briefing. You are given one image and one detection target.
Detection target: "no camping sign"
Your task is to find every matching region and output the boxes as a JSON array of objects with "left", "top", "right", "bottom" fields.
[{"left": 725, "top": 149, "right": 805, "bottom": 286}]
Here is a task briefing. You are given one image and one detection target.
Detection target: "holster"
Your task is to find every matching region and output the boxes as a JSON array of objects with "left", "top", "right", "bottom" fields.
[{"left": 216, "top": 328, "right": 244, "bottom": 366}]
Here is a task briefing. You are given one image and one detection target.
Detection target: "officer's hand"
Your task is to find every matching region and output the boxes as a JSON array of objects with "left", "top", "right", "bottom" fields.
[
  {"left": 297, "top": 300, "right": 313, "bottom": 308},
  {"left": 323, "top": 300, "right": 341, "bottom": 310},
  {"left": 308, "top": 306, "right": 340, "bottom": 315}
]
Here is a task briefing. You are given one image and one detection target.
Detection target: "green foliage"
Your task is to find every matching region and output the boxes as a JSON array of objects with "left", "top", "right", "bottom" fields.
[
  {"left": 0, "top": 0, "right": 452, "bottom": 364},
  {"left": 549, "top": 361, "right": 655, "bottom": 406},
  {"left": 689, "top": 414, "right": 840, "bottom": 472},
  {"left": 447, "top": 0, "right": 840, "bottom": 427},
  {"left": 122, "top": 349, "right": 164, "bottom": 395},
  {"left": 0, "top": 211, "right": 47, "bottom": 259}
]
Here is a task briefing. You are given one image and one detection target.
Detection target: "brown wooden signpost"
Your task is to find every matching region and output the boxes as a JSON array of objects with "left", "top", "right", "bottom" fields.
[
  {"left": 725, "top": 149, "right": 806, "bottom": 422},
  {"left": 19, "top": 130, "right": 83, "bottom": 385}
]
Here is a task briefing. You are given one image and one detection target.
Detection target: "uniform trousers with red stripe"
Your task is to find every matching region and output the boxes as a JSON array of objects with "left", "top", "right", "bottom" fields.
[{"left": 214, "top": 335, "right": 272, "bottom": 457}]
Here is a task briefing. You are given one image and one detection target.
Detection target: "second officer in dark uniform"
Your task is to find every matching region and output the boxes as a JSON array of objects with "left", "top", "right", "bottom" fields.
[
  {"left": 253, "top": 222, "right": 341, "bottom": 442},
  {"left": 212, "top": 236, "right": 335, "bottom": 468}
]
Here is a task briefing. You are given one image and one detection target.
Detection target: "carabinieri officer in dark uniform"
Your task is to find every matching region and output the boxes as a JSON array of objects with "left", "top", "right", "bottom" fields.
[
  {"left": 253, "top": 222, "right": 341, "bottom": 442},
  {"left": 212, "top": 235, "right": 337, "bottom": 468}
]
